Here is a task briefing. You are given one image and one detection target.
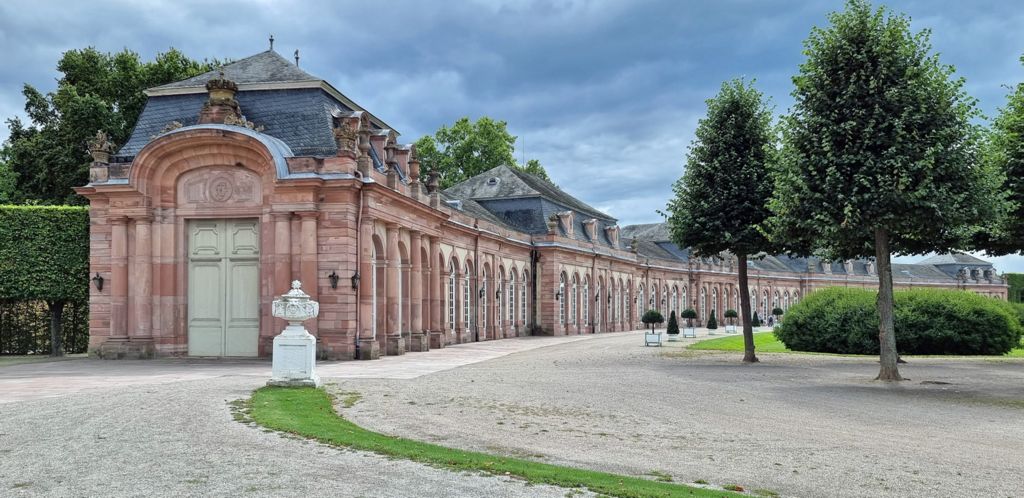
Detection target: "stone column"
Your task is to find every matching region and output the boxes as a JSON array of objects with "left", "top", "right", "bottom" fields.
[
  {"left": 272, "top": 212, "right": 292, "bottom": 332},
  {"left": 357, "top": 219, "right": 378, "bottom": 359},
  {"left": 428, "top": 236, "right": 443, "bottom": 348},
  {"left": 385, "top": 223, "right": 404, "bottom": 355},
  {"left": 298, "top": 212, "right": 318, "bottom": 336},
  {"left": 133, "top": 216, "right": 153, "bottom": 340},
  {"left": 109, "top": 216, "right": 129, "bottom": 341},
  {"left": 408, "top": 231, "right": 426, "bottom": 351}
]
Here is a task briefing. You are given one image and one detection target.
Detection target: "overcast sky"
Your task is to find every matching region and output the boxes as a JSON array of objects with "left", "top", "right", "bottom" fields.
[{"left": 1, "top": 0, "right": 1023, "bottom": 270}]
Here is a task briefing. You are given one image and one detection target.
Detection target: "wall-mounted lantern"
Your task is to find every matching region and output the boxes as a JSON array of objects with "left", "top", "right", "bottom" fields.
[
  {"left": 91, "top": 272, "right": 104, "bottom": 291},
  {"left": 555, "top": 289, "right": 563, "bottom": 302},
  {"left": 328, "top": 271, "right": 340, "bottom": 289},
  {"left": 350, "top": 271, "right": 360, "bottom": 290},
  {"left": 479, "top": 288, "right": 485, "bottom": 299},
  {"left": 495, "top": 289, "right": 501, "bottom": 299}
]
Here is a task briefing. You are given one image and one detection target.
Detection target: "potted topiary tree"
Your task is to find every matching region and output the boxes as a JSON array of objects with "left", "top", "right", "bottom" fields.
[
  {"left": 642, "top": 309, "right": 665, "bottom": 346},
  {"left": 724, "top": 309, "right": 739, "bottom": 333},
  {"left": 707, "top": 311, "right": 718, "bottom": 331},
  {"left": 772, "top": 307, "right": 784, "bottom": 330},
  {"left": 751, "top": 310, "right": 762, "bottom": 328},
  {"left": 666, "top": 310, "right": 680, "bottom": 342},
  {"left": 681, "top": 308, "right": 697, "bottom": 338}
]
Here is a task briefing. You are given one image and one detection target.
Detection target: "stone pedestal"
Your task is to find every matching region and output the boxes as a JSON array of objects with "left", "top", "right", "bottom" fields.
[
  {"left": 386, "top": 335, "right": 406, "bottom": 356},
  {"left": 93, "top": 338, "right": 156, "bottom": 359},
  {"left": 356, "top": 338, "right": 380, "bottom": 360},
  {"left": 268, "top": 281, "right": 321, "bottom": 387},
  {"left": 429, "top": 331, "right": 446, "bottom": 349},
  {"left": 408, "top": 332, "right": 429, "bottom": 352}
]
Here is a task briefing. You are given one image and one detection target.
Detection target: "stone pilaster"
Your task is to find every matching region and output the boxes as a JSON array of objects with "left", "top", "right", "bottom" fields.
[
  {"left": 357, "top": 219, "right": 379, "bottom": 360},
  {"left": 385, "top": 224, "right": 405, "bottom": 355}
]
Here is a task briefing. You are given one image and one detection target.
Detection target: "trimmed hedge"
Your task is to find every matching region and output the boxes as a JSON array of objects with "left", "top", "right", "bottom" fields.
[
  {"left": 0, "top": 205, "right": 90, "bottom": 355},
  {"left": 666, "top": 310, "right": 679, "bottom": 335},
  {"left": 775, "top": 288, "right": 1023, "bottom": 355}
]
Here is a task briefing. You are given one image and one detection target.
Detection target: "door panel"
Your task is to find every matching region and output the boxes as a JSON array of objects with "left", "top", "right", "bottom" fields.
[
  {"left": 188, "top": 261, "right": 224, "bottom": 356},
  {"left": 225, "top": 259, "right": 260, "bottom": 357},
  {"left": 187, "top": 218, "right": 260, "bottom": 357}
]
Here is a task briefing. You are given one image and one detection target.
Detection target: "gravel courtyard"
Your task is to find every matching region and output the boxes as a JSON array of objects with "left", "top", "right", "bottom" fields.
[
  {"left": 339, "top": 332, "right": 1024, "bottom": 498},
  {"left": 2, "top": 332, "right": 1022, "bottom": 497}
]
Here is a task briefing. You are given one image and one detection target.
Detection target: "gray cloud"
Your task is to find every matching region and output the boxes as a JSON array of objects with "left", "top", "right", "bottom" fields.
[{"left": 2, "top": 0, "right": 1024, "bottom": 270}]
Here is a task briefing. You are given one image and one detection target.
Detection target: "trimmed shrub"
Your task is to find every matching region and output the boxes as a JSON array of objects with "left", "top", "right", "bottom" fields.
[
  {"left": 775, "top": 287, "right": 1023, "bottom": 355},
  {"left": 772, "top": 307, "right": 784, "bottom": 317},
  {"left": 641, "top": 309, "right": 664, "bottom": 332},
  {"left": 707, "top": 312, "right": 717, "bottom": 329},
  {"left": 666, "top": 310, "right": 679, "bottom": 335},
  {"left": 751, "top": 311, "right": 761, "bottom": 327},
  {"left": 680, "top": 308, "right": 697, "bottom": 327},
  {"left": 0, "top": 205, "right": 89, "bottom": 355}
]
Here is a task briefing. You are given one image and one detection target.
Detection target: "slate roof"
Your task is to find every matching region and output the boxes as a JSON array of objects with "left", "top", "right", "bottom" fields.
[
  {"left": 149, "top": 51, "right": 318, "bottom": 91},
  {"left": 117, "top": 88, "right": 346, "bottom": 158},
  {"left": 444, "top": 165, "right": 614, "bottom": 221},
  {"left": 443, "top": 165, "right": 619, "bottom": 247},
  {"left": 117, "top": 50, "right": 397, "bottom": 160},
  {"left": 620, "top": 222, "right": 994, "bottom": 281},
  {"left": 917, "top": 252, "right": 991, "bottom": 266}
]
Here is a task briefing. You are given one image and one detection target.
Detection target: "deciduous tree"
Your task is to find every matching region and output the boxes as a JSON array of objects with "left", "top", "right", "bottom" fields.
[
  {"left": 666, "top": 79, "right": 777, "bottom": 363},
  {"left": 415, "top": 116, "right": 549, "bottom": 188},
  {"left": 1, "top": 47, "right": 220, "bottom": 204},
  {"left": 767, "top": 0, "right": 1004, "bottom": 380},
  {"left": 978, "top": 55, "right": 1024, "bottom": 254}
]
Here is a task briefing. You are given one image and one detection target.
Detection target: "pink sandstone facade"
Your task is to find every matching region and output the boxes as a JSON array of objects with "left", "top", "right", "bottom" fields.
[{"left": 75, "top": 50, "right": 1008, "bottom": 360}]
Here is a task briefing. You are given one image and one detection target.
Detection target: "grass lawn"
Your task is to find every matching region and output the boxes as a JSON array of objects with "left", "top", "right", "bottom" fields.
[
  {"left": 689, "top": 332, "right": 1024, "bottom": 358},
  {"left": 247, "top": 387, "right": 746, "bottom": 498},
  {"left": 688, "top": 332, "right": 791, "bottom": 353}
]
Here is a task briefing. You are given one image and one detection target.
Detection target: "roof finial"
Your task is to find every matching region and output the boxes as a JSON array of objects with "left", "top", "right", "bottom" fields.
[
  {"left": 269, "top": 34, "right": 274, "bottom": 51},
  {"left": 294, "top": 49, "right": 300, "bottom": 67}
]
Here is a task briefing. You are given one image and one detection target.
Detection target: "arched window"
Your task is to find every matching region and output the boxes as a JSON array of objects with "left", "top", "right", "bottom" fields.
[
  {"left": 682, "top": 285, "right": 688, "bottom": 312},
  {"left": 700, "top": 287, "right": 707, "bottom": 322},
  {"left": 773, "top": 291, "right": 780, "bottom": 311},
  {"left": 672, "top": 286, "right": 678, "bottom": 315},
  {"left": 559, "top": 273, "right": 567, "bottom": 324},
  {"left": 521, "top": 270, "right": 528, "bottom": 324},
  {"left": 594, "top": 280, "right": 601, "bottom": 329},
  {"left": 585, "top": 276, "right": 593, "bottom": 325},
  {"left": 463, "top": 262, "right": 472, "bottom": 329},
  {"left": 480, "top": 270, "right": 488, "bottom": 329},
  {"left": 638, "top": 284, "right": 645, "bottom": 314},
  {"left": 762, "top": 290, "right": 769, "bottom": 318},
  {"left": 650, "top": 284, "right": 657, "bottom": 309},
  {"left": 508, "top": 272, "right": 516, "bottom": 323},
  {"left": 712, "top": 287, "right": 718, "bottom": 320},
  {"left": 371, "top": 245, "right": 378, "bottom": 337},
  {"left": 448, "top": 259, "right": 456, "bottom": 332},
  {"left": 571, "top": 275, "right": 579, "bottom": 326}
]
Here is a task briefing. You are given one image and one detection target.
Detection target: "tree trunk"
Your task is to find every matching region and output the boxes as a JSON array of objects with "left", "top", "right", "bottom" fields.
[
  {"left": 737, "top": 253, "right": 758, "bottom": 363},
  {"left": 873, "top": 229, "right": 902, "bottom": 381},
  {"left": 48, "top": 300, "right": 65, "bottom": 358}
]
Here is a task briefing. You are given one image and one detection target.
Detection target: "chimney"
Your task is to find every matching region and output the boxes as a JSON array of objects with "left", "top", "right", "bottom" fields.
[{"left": 198, "top": 71, "right": 241, "bottom": 124}]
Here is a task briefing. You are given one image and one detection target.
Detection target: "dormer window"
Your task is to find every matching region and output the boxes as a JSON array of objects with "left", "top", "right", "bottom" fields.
[{"left": 486, "top": 177, "right": 500, "bottom": 186}]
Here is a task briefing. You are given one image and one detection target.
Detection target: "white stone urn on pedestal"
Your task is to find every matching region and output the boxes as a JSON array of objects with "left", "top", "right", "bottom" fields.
[{"left": 268, "top": 280, "right": 321, "bottom": 387}]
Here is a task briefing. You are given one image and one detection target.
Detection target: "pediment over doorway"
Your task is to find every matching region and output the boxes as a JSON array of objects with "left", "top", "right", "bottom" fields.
[{"left": 177, "top": 166, "right": 263, "bottom": 208}]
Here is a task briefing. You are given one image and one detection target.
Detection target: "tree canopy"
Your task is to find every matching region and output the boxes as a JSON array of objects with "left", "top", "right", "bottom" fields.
[
  {"left": 414, "top": 116, "right": 550, "bottom": 189},
  {"left": 666, "top": 78, "right": 777, "bottom": 362},
  {"left": 978, "top": 55, "right": 1024, "bottom": 255},
  {"left": 1, "top": 47, "right": 221, "bottom": 204},
  {"left": 766, "top": 0, "right": 1005, "bottom": 380}
]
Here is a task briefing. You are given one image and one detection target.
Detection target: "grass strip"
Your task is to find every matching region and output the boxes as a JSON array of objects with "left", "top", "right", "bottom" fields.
[
  {"left": 688, "top": 332, "right": 1024, "bottom": 357},
  {"left": 248, "top": 386, "right": 744, "bottom": 498}
]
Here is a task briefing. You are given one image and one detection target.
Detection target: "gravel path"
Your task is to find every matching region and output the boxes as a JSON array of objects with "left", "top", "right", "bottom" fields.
[
  {"left": 0, "top": 375, "right": 580, "bottom": 497},
  {"left": 340, "top": 332, "right": 1024, "bottom": 498}
]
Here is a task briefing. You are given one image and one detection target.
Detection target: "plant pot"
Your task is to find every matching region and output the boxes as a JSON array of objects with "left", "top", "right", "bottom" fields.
[
  {"left": 667, "top": 332, "right": 679, "bottom": 342},
  {"left": 683, "top": 327, "right": 696, "bottom": 338},
  {"left": 644, "top": 331, "right": 662, "bottom": 346}
]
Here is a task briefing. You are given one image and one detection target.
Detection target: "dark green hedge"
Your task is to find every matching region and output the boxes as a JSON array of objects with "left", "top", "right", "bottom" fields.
[
  {"left": 776, "top": 288, "right": 1023, "bottom": 355},
  {"left": 0, "top": 205, "right": 90, "bottom": 355}
]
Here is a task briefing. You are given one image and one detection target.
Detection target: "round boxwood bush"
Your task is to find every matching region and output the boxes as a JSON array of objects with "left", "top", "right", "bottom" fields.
[
  {"left": 775, "top": 288, "right": 1023, "bottom": 355},
  {"left": 641, "top": 309, "right": 664, "bottom": 332}
]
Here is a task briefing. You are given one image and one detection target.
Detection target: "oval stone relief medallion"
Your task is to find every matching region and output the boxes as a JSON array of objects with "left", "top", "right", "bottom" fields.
[{"left": 208, "top": 175, "right": 233, "bottom": 202}]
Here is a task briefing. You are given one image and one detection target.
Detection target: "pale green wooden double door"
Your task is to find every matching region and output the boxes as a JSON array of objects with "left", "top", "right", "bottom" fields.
[{"left": 187, "top": 219, "right": 260, "bottom": 357}]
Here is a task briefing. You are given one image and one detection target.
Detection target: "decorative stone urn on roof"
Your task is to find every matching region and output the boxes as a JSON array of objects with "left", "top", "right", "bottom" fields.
[{"left": 268, "top": 280, "right": 321, "bottom": 387}]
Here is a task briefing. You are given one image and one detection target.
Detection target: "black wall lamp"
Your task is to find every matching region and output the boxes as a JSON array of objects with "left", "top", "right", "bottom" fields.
[
  {"left": 328, "top": 271, "right": 340, "bottom": 289},
  {"left": 92, "top": 272, "right": 104, "bottom": 291},
  {"left": 495, "top": 289, "right": 501, "bottom": 299},
  {"left": 479, "top": 288, "right": 485, "bottom": 299},
  {"left": 350, "top": 271, "right": 360, "bottom": 290},
  {"left": 555, "top": 289, "right": 563, "bottom": 301}
]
